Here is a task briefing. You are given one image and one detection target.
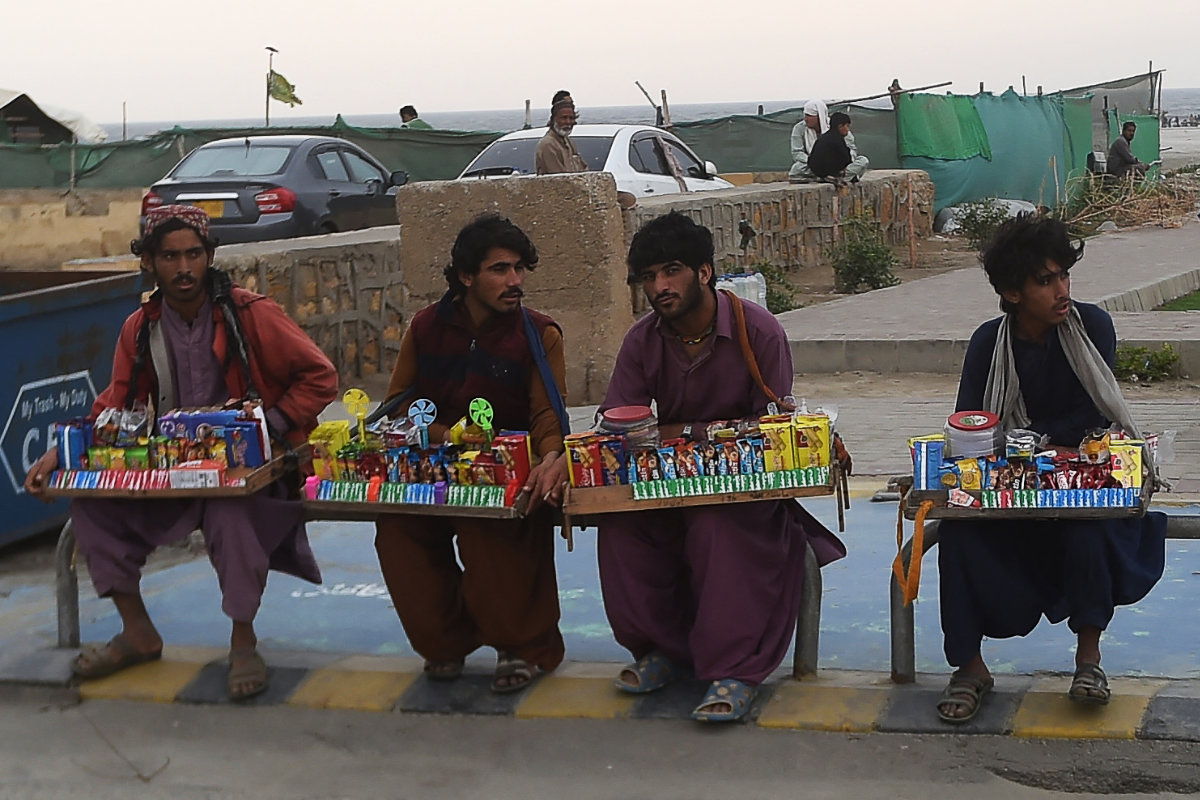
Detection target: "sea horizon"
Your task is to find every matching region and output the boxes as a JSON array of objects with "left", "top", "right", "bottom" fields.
[{"left": 100, "top": 88, "right": 1200, "bottom": 142}]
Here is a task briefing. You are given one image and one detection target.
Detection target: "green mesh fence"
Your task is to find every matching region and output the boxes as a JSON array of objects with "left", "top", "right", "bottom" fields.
[
  {"left": 901, "top": 90, "right": 1100, "bottom": 212},
  {"left": 0, "top": 116, "right": 504, "bottom": 189}
]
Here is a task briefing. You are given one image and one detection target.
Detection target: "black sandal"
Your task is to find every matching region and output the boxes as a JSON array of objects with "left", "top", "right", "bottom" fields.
[
  {"left": 1069, "top": 662, "right": 1111, "bottom": 705},
  {"left": 936, "top": 670, "right": 994, "bottom": 724}
]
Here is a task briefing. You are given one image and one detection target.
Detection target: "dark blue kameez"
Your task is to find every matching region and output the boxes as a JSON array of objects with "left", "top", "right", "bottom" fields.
[{"left": 937, "top": 302, "right": 1166, "bottom": 667}]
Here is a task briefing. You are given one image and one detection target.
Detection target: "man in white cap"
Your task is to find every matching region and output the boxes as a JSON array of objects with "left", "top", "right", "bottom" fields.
[{"left": 789, "top": 99, "right": 869, "bottom": 183}]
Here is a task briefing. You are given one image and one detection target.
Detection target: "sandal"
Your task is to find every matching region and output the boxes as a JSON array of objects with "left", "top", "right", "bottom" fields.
[
  {"left": 615, "top": 651, "right": 681, "bottom": 694},
  {"left": 490, "top": 652, "right": 537, "bottom": 694},
  {"left": 423, "top": 659, "right": 465, "bottom": 682},
  {"left": 228, "top": 647, "right": 269, "bottom": 702},
  {"left": 691, "top": 678, "right": 755, "bottom": 723},
  {"left": 72, "top": 634, "right": 162, "bottom": 680},
  {"left": 936, "top": 670, "right": 994, "bottom": 724},
  {"left": 1069, "top": 662, "right": 1111, "bottom": 705}
]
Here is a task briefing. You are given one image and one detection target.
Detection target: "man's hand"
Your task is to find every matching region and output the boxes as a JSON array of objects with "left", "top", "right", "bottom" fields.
[
  {"left": 23, "top": 448, "right": 60, "bottom": 502},
  {"left": 521, "top": 451, "right": 569, "bottom": 513}
]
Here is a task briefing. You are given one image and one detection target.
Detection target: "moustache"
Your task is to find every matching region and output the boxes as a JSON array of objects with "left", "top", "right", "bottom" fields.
[
  {"left": 653, "top": 292, "right": 679, "bottom": 305},
  {"left": 501, "top": 289, "right": 524, "bottom": 299}
]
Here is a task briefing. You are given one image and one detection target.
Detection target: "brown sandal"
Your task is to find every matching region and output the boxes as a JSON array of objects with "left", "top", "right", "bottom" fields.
[
  {"left": 936, "top": 670, "right": 994, "bottom": 724},
  {"left": 490, "top": 652, "right": 537, "bottom": 694},
  {"left": 72, "top": 634, "right": 162, "bottom": 680},
  {"left": 423, "top": 659, "right": 465, "bottom": 681},
  {"left": 228, "top": 647, "right": 268, "bottom": 701}
]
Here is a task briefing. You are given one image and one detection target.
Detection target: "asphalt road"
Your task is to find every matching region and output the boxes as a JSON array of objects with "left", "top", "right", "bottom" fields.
[{"left": 3, "top": 687, "right": 1200, "bottom": 800}]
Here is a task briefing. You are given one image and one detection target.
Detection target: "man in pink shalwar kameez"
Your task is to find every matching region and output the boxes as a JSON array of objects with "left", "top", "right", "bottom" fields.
[{"left": 598, "top": 212, "right": 846, "bottom": 722}]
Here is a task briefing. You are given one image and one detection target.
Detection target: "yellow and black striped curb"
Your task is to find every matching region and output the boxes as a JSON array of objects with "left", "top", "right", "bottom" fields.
[{"left": 6, "top": 647, "right": 1200, "bottom": 741}]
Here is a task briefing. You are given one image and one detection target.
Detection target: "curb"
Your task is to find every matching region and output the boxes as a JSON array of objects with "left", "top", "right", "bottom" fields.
[{"left": 8, "top": 647, "right": 1200, "bottom": 741}]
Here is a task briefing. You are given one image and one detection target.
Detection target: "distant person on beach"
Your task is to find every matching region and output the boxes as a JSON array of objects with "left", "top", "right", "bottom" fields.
[
  {"left": 400, "top": 105, "right": 433, "bottom": 129},
  {"left": 933, "top": 215, "right": 1166, "bottom": 725},
  {"left": 535, "top": 97, "right": 588, "bottom": 175},
  {"left": 22, "top": 205, "right": 338, "bottom": 702},
  {"left": 1107, "top": 121, "right": 1150, "bottom": 178},
  {"left": 807, "top": 111, "right": 869, "bottom": 186}
]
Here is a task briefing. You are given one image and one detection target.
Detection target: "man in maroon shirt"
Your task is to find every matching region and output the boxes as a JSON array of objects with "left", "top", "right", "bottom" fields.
[{"left": 597, "top": 211, "right": 846, "bottom": 722}]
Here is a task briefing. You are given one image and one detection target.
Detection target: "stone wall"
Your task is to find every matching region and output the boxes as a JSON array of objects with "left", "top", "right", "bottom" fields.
[
  {"left": 630, "top": 170, "right": 934, "bottom": 271},
  {"left": 213, "top": 230, "right": 405, "bottom": 384},
  {"left": 396, "top": 173, "right": 633, "bottom": 405},
  {"left": 0, "top": 188, "right": 143, "bottom": 270}
]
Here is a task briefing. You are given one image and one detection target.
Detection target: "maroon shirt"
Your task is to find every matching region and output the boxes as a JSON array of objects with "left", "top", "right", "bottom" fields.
[{"left": 600, "top": 289, "right": 792, "bottom": 422}]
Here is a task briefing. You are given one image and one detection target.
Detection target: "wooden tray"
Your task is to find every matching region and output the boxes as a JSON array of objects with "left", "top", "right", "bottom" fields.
[
  {"left": 44, "top": 445, "right": 311, "bottom": 500},
  {"left": 562, "top": 463, "right": 847, "bottom": 546},
  {"left": 305, "top": 492, "right": 528, "bottom": 521},
  {"left": 902, "top": 484, "right": 1150, "bottom": 521}
]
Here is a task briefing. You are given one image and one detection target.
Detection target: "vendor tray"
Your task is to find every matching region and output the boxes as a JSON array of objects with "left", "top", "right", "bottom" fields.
[
  {"left": 44, "top": 446, "right": 311, "bottom": 500},
  {"left": 305, "top": 492, "right": 529, "bottom": 521},
  {"left": 563, "top": 464, "right": 844, "bottom": 532},
  {"left": 902, "top": 483, "right": 1151, "bottom": 521}
]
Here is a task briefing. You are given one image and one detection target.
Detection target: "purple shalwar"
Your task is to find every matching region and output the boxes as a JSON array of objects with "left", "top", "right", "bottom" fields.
[
  {"left": 598, "top": 290, "right": 846, "bottom": 684},
  {"left": 71, "top": 299, "right": 320, "bottom": 623}
]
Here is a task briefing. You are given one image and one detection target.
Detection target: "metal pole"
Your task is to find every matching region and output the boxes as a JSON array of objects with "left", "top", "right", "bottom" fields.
[
  {"left": 890, "top": 521, "right": 939, "bottom": 684},
  {"left": 265, "top": 46, "right": 277, "bottom": 127},
  {"left": 55, "top": 519, "right": 79, "bottom": 648},
  {"left": 792, "top": 542, "right": 821, "bottom": 678}
]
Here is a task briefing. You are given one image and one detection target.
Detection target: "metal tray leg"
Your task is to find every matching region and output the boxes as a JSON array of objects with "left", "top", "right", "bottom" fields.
[{"left": 889, "top": 520, "right": 939, "bottom": 684}]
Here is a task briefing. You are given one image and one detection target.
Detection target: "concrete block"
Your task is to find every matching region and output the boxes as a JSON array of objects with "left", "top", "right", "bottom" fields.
[{"left": 792, "top": 339, "right": 848, "bottom": 374}]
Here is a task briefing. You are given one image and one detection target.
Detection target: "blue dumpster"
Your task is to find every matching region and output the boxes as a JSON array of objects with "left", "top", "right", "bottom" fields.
[{"left": 0, "top": 270, "right": 143, "bottom": 548}]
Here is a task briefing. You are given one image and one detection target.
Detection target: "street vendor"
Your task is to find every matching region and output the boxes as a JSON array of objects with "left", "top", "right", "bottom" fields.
[
  {"left": 23, "top": 205, "right": 338, "bottom": 701},
  {"left": 934, "top": 214, "right": 1166, "bottom": 724},
  {"left": 596, "top": 211, "right": 847, "bottom": 723},
  {"left": 374, "top": 214, "right": 569, "bottom": 694}
]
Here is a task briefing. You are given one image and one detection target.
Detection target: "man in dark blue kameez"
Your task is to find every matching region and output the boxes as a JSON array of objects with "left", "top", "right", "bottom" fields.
[{"left": 936, "top": 216, "right": 1166, "bottom": 723}]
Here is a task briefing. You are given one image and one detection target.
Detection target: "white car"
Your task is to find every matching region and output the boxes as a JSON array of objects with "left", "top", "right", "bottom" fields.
[{"left": 456, "top": 124, "right": 734, "bottom": 197}]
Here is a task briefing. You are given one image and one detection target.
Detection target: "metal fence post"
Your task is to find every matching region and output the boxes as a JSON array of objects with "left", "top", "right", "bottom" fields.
[{"left": 890, "top": 520, "right": 939, "bottom": 684}]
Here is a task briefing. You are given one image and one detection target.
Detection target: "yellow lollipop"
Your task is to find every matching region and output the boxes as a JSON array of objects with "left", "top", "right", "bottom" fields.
[{"left": 342, "top": 388, "right": 371, "bottom": 441}]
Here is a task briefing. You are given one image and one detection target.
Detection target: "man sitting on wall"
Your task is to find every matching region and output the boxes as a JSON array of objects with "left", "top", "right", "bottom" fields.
[
  {"left": 1107, "top": 121, "right": 1151, "bottom": 178},
  {"left": 596, "top": 211, "right": 847, "bottom": 723},
  {"left": 934, "top": 215, "right": 1166, "bottom": 724},
  {"left": 24, "top": 205, "right": 338, "bottom": 701}
]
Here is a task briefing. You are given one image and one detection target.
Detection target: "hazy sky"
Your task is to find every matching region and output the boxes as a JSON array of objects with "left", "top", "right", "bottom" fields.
[{"left": 5, "top": 0, "right": 1197, "bottom": 125}]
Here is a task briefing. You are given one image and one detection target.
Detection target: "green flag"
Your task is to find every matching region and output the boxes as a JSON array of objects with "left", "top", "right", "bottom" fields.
[{"left": 268, "top": 70, "right": 302, "bottom": 107}]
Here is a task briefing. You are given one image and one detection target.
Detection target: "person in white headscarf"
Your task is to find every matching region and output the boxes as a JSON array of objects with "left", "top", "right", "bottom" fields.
[{"left": 788, "top": 99, "right": 829, "bottom": 182}]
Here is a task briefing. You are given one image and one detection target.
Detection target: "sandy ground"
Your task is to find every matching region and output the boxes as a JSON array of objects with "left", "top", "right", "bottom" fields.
[{"left": 1160, "top": 126, "right": 1200, "bottom": 170}]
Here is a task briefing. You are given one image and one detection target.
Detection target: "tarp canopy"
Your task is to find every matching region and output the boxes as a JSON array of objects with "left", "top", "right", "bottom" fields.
[
  {"left": 900, "top": 90, "right": 1097, "bottom": 212},
  {"left": 0, "top": 89, "right": 107, "bottom": 143}
]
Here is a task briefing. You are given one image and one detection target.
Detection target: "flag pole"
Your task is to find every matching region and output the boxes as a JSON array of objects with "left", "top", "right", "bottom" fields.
[{"left": 265, "top": 46, "right": 278, "bottom": 127}]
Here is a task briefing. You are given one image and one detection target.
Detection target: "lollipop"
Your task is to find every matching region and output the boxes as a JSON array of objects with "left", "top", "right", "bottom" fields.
[
  {"left": 409, "top": 398, "right": 438, "bottom": 449},
  {"left": 342, "top": 388, "right": 370, "bottom": 442},
  {"left": 469, "top": 397, "right": 494, "bottom": 445}
]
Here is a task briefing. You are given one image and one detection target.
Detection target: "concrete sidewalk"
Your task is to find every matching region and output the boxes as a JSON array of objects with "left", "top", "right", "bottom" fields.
[{"left": 779, "top": 222, "right": 1200, "bottom": 375}]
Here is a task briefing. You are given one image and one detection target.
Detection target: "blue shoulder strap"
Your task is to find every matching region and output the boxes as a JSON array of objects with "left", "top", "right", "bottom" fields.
[{"left": 523, "top": 308, "right": 571, "bottom": 437}]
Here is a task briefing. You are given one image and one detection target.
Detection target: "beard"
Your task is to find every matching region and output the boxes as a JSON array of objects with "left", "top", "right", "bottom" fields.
[
  {"left": 553, "top": 123, "right": 574, "bottom": 137},
  {"left": 650, "top": 271, "right": 705, "bottom": 322}
]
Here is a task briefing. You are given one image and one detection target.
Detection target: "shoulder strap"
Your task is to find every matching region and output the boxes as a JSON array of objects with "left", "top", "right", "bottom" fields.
[
  {"left": 523, "top": 308, "right": 571, "bottom": 437},
  {"left": 721, "top": 288, "right": 792, "bottom": 411}
]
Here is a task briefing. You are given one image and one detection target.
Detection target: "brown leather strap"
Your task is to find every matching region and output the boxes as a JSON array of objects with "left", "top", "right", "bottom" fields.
[{"left": 722, "top": 289, "right": 791, "bottom": 410}]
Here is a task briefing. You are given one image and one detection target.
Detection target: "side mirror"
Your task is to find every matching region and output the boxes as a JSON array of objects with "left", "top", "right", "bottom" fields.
[
  {"left": 704, "top": 161, "right": 719, "bottom": 178},
  {"left": 390, "top": 170, "right": 409, "bottom": 187}
]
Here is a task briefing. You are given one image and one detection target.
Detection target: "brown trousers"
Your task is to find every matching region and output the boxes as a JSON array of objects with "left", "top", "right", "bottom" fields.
[{"left": 374, "top": 509, "right": 565, "bottom": 671}]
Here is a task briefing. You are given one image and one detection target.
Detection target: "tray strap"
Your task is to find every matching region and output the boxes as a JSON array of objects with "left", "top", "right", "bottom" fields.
[{"left": 892, "top": 487, "right": 933, "bottom": 607}]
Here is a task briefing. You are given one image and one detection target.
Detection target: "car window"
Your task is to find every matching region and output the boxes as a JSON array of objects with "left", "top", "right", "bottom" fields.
[
  {"left": 315, "top": 149, "right": 350, "bottom": 181},
  {"left": 663, "top": 138, "right": 704, "bottom": 176},
  {"left": 461, "top": 134, "right": 614, "bottom": 176},
  {"left": 630, "top": 136, "right": 667, "bottom": 175},
  {"left": 342, "top": 149, "right": 385, "bottom": 183},
  {"left": 172, "top": 144, "right": 293, "bottom": 178}
]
